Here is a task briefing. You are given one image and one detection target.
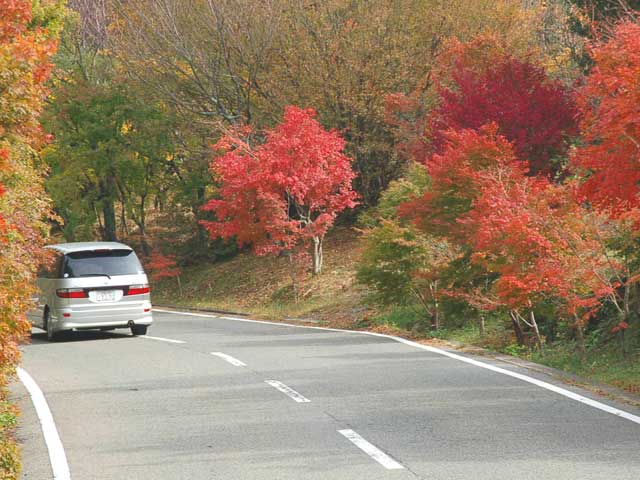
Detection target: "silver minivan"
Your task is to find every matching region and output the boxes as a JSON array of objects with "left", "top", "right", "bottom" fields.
[{"left": 30, "top": 242, "right": 153, "bottom": 341}]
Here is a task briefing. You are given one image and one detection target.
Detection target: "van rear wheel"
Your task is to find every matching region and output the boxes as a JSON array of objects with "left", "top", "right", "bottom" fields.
[
  {"left": 45, "top": 310, "right": 60, "bottom": 342},
  {"left": 131, "top": 324, "right": 148, "bottom": 336}
]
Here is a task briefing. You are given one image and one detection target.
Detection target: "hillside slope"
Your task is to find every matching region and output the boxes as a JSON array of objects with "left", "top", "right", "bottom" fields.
[{"left": 152, "top": 228, "right": 375, "bottom": 328}]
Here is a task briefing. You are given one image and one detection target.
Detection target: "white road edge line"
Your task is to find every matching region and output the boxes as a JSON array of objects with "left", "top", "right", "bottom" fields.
[
  {"left": 17, "top": 367, "right": 71, "bottom": 480},
  {"left": 140, "top": 335, "right": 186, "bottom": 344},
  {"left": 265, "top": 380, "right": 311, "bottom": 403},
  {"left": 210, "top": 352, "right": 247, "bottom": 367},
  {"left": 154, "top": 308, "right": 640, "bottom": 425},
  {"left": 339, "top": 429, "right": 404, "bottom": 470}
]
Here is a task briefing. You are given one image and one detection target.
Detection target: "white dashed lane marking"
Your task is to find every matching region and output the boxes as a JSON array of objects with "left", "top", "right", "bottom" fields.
[
  {"left": 339, "top": 429, "right": 405, "bottom": 470},
  {"left": 210, "top": 352, "right": 247, "bottom": 367},
  {"left": 265, "top": 380, "right": 311, "bottom": 403},
  {"left": 140, "top": 335, "right": 186, "bottom": 344}
]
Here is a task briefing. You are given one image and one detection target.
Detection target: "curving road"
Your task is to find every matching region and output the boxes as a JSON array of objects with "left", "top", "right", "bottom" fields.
[{"left": 12, "top": 309, "right": 640, "bottom": 479}]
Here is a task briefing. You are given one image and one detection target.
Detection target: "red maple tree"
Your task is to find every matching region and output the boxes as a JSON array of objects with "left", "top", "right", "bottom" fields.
[
  {"left": 402, "top": 125, "right": 621, "bottom": 348},
  {"left": 399, "top": 124, "right": 519, "bottom": 241},
  {"left": 571, "top": 21, "right": 640, "bottom": 213},
  {"left": 430, "top": 53, "right": 578, "bottom": 176},
  {"left": 201, "top": 106, "right": 358, "bottom": 274},
  {"left": 145, "top": 250, "right": 182, "bottom": 282},
  {"left": 386, "top": 35, "right": 578, "bottom": 176},
  {"left": 145, "top": 250, "right": 183, "bottom": 296},
  {"left": 462, "top": 169, "right": 620, "bottom": 348}
]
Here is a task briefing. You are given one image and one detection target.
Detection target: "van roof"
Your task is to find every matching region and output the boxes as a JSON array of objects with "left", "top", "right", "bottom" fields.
[{"left": 47, "top": 242, "right": 134, "bottom": 254}]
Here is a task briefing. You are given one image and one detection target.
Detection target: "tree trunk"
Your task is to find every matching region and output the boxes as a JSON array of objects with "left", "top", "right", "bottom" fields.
[
  {"left": 430, "top": 308, "right": 439, "bottom": 330},
  {"left": 176, "top": 275, "right": 183, "bottom": 298},
  {"left": 120, "top": 202, "right": 128, "bottom": 238},
  {"left": 193, "top": 185, "right": 210, "bottom": 257},
  {"left": 430, "top": 282, "right": 439, "bottom": 330},
  {"left": 93, "top": 202, "right": 104, "bottom": 234},
  {"left": 509, "top": 310, "right": 525, "bottom": 346},
  {"left": 100, "top": 176, "right": 118, "bottom": 241},
  {"left": 529, "top": 311, "right": 543, "bottom": 351},
  {"left": 288, "top": 253, "right": 299, "bottom": 303},
  {"left": 575, "top": 321, "right": 586, "bottom": 356},
  {"left": 139, "top": 195, "right": 150, "bottom": 256},
  {"left": 312, "top": 235, "right": 323, "bottom": 275},
  {"left": 479, "top": 315, "right": 485, "bottom": 336},
  {"left": 102, "top": 199, "right": 117, "bottom": 241}
]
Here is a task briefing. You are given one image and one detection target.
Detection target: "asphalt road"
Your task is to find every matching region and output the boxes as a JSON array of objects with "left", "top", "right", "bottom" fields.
[{"left": 12, "top": 309, "right": 640, "bottom": 480}]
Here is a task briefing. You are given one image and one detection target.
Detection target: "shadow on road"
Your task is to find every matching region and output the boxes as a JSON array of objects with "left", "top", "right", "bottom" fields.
[{"left": 27, "top": 329, "right": 133, "bottom": 345}]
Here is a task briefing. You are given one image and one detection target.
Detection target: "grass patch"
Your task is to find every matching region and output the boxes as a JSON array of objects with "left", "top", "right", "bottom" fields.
[
  {"left": 0, "top": 394, "right": 21, "bottom": 480},
  {"left": 372, "top": 305, "right": 640, "bottom": 395},
  {"left": 153, "top": 229, "right": 376, "bottom": 328},
  {"left": 373, "top": 306, "right": 421, "bottom": 330},
  {"left": 530, "top": 344, "right": 640, "bottom": 395}
]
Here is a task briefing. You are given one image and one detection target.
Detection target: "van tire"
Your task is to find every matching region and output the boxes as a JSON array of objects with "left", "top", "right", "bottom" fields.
[
  {"left": 44, "top": 310, "right": 60, "bottom": 342},
  {"left": 131, "top": 324, "right": 148, "bottom": 336}
]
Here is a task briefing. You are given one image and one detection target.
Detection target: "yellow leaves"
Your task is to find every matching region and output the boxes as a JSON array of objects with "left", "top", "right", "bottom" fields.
[
  {"left": 542, "top": 47, "right": 574, "bottom": 75},
  {"left": 120, "top": 120, "right": 133, "bottom": 135}
]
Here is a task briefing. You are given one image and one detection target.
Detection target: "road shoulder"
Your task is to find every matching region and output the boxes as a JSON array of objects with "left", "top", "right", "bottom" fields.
[{"left": 10, "top": 380, "right": 53, "bottom": 480}]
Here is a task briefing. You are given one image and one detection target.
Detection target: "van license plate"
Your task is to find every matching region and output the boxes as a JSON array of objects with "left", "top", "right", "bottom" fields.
[{"left": 95, "top": 290, "right": 118, "bottom": 302}]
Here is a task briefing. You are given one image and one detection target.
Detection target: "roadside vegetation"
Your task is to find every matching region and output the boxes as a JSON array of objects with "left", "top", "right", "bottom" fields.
[
  {"left": 2, "top": 2, "right": 640, "bottom": 477},
  {"left": 0, "top": 1, "right": 63, "bottom": 477}
]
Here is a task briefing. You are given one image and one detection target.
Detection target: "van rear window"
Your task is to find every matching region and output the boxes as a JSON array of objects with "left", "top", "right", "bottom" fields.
[{"left": 62, "top": 249, "right": 145, "bottom": 278}]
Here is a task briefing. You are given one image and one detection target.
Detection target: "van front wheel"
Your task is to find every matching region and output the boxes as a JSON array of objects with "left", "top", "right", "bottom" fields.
[{"left": 131, "top": 324, "right": 148, "bottom": 336}]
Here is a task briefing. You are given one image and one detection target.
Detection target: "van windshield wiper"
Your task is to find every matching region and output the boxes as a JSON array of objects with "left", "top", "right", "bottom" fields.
[{"left": 76, "top": 273, "right": 112, "bottom": 279}]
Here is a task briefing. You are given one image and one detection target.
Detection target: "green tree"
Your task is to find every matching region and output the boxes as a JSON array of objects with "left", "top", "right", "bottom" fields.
[
  {"left": 357, "top": 163, "right": 457, "bottom": 329},
  {"left": 44, "top": 82, "right": 175, "bottom": 248}
]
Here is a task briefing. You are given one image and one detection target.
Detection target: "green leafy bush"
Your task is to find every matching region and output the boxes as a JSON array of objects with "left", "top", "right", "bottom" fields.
[
  {"left": 0, "top": 400, "right": 20, "bottom": 480},
  {"left": 357, "top": 163, "right": 458, "bottom": 329}
]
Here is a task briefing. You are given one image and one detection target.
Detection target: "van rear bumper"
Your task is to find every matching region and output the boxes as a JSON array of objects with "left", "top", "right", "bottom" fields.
[
  {"left": 53, "top": 302, "right": 153, "bottom": 331},
  {"left": 59, "top": 314, "right": 153, "bottom": 330}
]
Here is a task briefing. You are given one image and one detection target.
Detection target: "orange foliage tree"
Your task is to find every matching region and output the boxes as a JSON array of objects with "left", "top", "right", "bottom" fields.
[
  {"left": 571, "top": 21, "right": 640, "bottom": 213},
  {"left": 462, "top": 167, "right": 621, "bottom": 350},
  {"left": 402, "top": 125, "right": 622, "bottom": 348},
  {"left": 568, "top": 20, "right": 640, "bottom": 348},
  {"left": 0, "top": 0, "right": 61, "bottom": 382}
]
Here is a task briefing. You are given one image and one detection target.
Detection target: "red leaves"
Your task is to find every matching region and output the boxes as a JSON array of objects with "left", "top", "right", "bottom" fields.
[
  {"left": 399, "top": 124, "right": 521, "bottom": 240},
  {"left": 464, "top": 171, "right": 614, "bottom": 315},
  {"left": 430, "top": 49, "right": 578, "bottom": 175},
  {"left": 145, "top": 251, "right": 181, "bottom": 282},
  {"left": 0, "top": 0, "right": 31, "bottom": 42},
  {"left": 571, "top": 21, "right": 640, "bottom": 214},
  {"left": 386, "top": 36, "right": 578, "bottom": 177},
  {"left": 201, "top": 106, "right": 357, "bottom": 258},
  {"left": 402, "top": 123, "right": 618, "bottom": 318},
  {"left": 611, "top": 321, "right": 629, "bottom": 333},
  {"left": 390, "top": 33, "right": 629, "bottom": 321}
]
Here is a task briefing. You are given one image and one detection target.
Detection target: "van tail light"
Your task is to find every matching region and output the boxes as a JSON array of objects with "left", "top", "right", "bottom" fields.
[
  {"left": 127, "top": 284, "right": 150, "bottom": 296},
  {"left": 57, "top": 288, "right": 88, "bottom": 299}
]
